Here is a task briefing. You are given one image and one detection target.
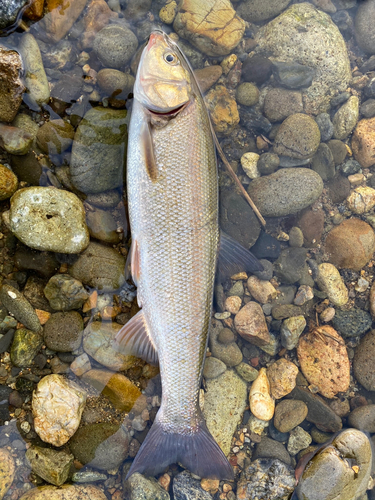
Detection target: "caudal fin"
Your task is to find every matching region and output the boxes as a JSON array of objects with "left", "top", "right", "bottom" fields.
[{"left": 126, "top": 415, "right": 233, "bottom": 480}]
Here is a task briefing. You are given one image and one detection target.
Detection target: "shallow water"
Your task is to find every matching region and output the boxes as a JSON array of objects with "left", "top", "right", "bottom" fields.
[{"left": 1, "top": 0, "right": 375, "bottom": 499}]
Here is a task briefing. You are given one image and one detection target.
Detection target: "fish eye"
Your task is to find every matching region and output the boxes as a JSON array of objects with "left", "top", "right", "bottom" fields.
[{"left": 164, "top": 52, "right": 179, "bottom": 65}]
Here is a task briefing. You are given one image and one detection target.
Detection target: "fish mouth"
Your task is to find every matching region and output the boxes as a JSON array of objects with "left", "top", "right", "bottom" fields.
[{"left": 147, "top": 103, "right": 187, "bottom": 117}]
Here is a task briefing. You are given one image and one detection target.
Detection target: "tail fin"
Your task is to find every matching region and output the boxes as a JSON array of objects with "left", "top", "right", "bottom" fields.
[{"left": 126, "top": 413, "right": 233, "bottom": 480}]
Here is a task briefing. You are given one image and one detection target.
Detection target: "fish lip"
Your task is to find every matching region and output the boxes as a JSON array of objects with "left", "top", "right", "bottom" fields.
[{"left": 146, "top": 102, "right": 187, "bottom": 117}]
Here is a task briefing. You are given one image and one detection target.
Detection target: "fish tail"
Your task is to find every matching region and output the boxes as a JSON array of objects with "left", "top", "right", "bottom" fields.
[{"left": 125, "top": 412, "right": 233, "bottom": 480}]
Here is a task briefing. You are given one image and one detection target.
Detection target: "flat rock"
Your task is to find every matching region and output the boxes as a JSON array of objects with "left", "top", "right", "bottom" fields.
[
  {"left": 254, "top": 3, "right": 351, "bottom": 114},
  {"left": 39, "top": 0, "right": 88, "bottom": 43},
  {"left": 18, "top": 485, "right": 107, "bottom": 500},
  {"left": 248, "top": 168, "right": 323, "bottom": 217}
]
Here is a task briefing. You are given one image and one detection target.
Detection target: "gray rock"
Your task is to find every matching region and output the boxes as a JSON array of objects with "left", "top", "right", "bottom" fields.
[
  {"left": 203, "top": 356, "right": 227, "bottom": 379},
  {"left": 254, "top": 259, "right": 274, "bottom": 281},
  {"left": 263, "top": 88, "right": 303, "bottom": 123},
  {"left": 173, "top": 471, "right": 211, "bottom": 500},
  {"left": 355, "top": 0, "right": 375, "bottom": 54},
  {"left": 97, "top": 69, "right": 135, "bottom": 99},
  {"left": 70, "top": 107, "right": 127, "bottom": 194},
  {"left": 72, "top": 470, "right": 107, "bottom": 483},
  {"left": 332, "top": 96, "right": 359, "bottom": 140},
  {"left": 360, "top": 99, "right": 375, "bottom": 118},
  {"left": 18, "top": 33, "right": 50, "bottom": 108},
  {"left": 209, "top": 322, "right": 242, "bottom": 367},
  {"left": 257, "top": 153, "right": 280, "bottom": 175},
  {"left": 254, "top": 3, "right": 352, "bottom": 114},
  {"left": 86, "top": 207, "right": 121, "bottom": 244},
  {"left": 0, "top": 284, "right": 41, "bottom": 332},
  {"left": 248, "top": 168, "right": 323, "bottom": 217},
  {"left": 274, "top": 400, "right": 308, "bottom": 433},
  {"left": 0, "top": 0, "right": 28, "bottom": 31},
  {"left": 353, "top": 330, "right": 375, "bottom": 391},
  {"left": 274, "top": 248, "right": 307, "bottom": 284},
  {"left": 274, "top": 114, "right": 321, "bottom": 160},
  {"left": 40, "top": 40, "right": 74, "bottom": 70},
  {"left": 236, "top": 0, "right": 291, "bottom": 22},
  {"left": 280, "top": 316, "right": 306, "bottom": 350},
  {"left": 10, "top": 328, "right": 43, "bottom": 367},
  {"left": 340, "top": 158, "right": 362, "bottom": 176},
  {"left": 235, "top": 362, "right": 258, "bottom": 382},
  {"left": 85, "top": 190, "right": 122, "bottom": 208},
  {"left": 93, "top": 24, "right": 138, "bottom": 69},
  {"left": 25, "top": 446, "right": 73, "bottom": 486},
  {"left": 289, "top": 227, "right": 304, "bottom": 248},
  {"left": 124, "top": 473, "right": 170, "bottom": 500},
  {"left": 287, "top": 426, "right": 312, "bottom": 455},
  {"left": 311, "top": 143, "right": 335, "bottom": 181},
  {"left": 203, "top": 369, "right": 247, "bottom": 456},
  {"left": 68, "top": 242, "right": 126, "bottom": 292},
  {"left": 315, "top": 113, "right": 334, "bottom": 142},
  {"left": 15, "top": 248, "right": 59, "bottom": 279},
  {"left": 327, "top": 139, "right": 348, "bottom": 165},
  {"left": 237, "top": 459, "right": 295, "bottom": 500},
  {"left": 9, "top": 187, "right": 90, "bottom": 254},
  {"left": 44, "top": 274, "right": 89, "bottom": 311},
  {"left": 348, "top": 405, "right": 375, "bottom": 433},
  {"left": 44, "top": 312, "right": 83, "bottom": 352},
  {"left": 332, "top": 308, "right": 372, "bottom": 338},
  {"left": 36, "top": 119, "right": 74, "bottom": 155},
  {"left": 253, "top": 436, "right": 292, "bottom": 465},
  {"left": 69, "top": 423, "right": 130, "bottom": 470},
  {"left": 273, "top": 62, "right": 315, "bottom": 89},
  {"left": 278, "top": 156, "right": 311, "bottom": 168}
]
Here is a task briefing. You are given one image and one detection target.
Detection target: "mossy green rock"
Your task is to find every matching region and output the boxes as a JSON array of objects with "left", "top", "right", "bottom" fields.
[
  {"left": 70, "top": 107, "right": 127, "bottom": 194},
  {"left": 11, "top": 328, "right": 43, "bottom": 367}
]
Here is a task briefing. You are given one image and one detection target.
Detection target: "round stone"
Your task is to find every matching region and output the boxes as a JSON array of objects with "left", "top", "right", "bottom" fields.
[
  {"left": 355, "top": 0, "right": 375, "bottom": 54},
  {"left": 353, "top": 330, "right": 375, "bottom": 391},
  {"left": 93, "top": 24, "right": 138, "bottom": 68},
  {"left": 273, "top": 113, "right": 321, "bottom": 160},
  {"left": 236, "top": 82, "right": 260, "bottom": 106},
  {"left": 264, "top": 88, "right": 303, "bottom": 123},
  {"left": 332, "top": 308, "right": 372, "bottom": 339},
  {"left": 44, "top": 312, "right": 83, "bottom": 352},
  {"left": 332, "top": 96, "right": 359, "bottom": 140},
  {"left": 274, "top": 399, "right": 308, "bottom": 433},
  {"left": 97, "top": 69, "right": 135, "bottom": 99}
]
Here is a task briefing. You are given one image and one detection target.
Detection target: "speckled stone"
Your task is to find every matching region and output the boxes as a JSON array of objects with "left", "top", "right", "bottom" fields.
[
  {"left": 287, "top": 426, "right": 312, "bottom": 456},
  {"left": 249, "top": 367, "right": 275, "bottom": 421},
  {"left": 273, "top": 114, "right": 321, "bottom": 160},
  {"left": 44, "top": 274, "right": 89, "bottom": 311},
  {"left": 316, "top": 263, "right": 348, "bottom": 306},
  {"left": 0, "top": 164, "right": 18, "bottom": 201},
  {"left": 353, "top": 330, "right": 375, "bottom": 391},
  {"left": 267, "top": 358, "right": 298, "bottom": 399},
  {"left": 44, "top": 312, "right": 83, "bottom": 352},
  {"left": 0, "top": 284, "right": 41, "bottom": 332},
  {"left": 0, "top": 448, "right": 15, "bottom": 500},
  {"left": 332, "top": 308, "right": 372, "bottom": 338},
  {"left": 274, "top": 399, "right": 308, "bottom": 433}
]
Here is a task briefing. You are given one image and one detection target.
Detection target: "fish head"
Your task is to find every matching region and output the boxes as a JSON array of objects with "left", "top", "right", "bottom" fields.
[{"left": 134, "top": 30, "right": 193, "bottom": 113}]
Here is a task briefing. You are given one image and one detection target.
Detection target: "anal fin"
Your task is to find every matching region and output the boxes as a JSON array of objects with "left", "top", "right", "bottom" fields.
[
  {"left": 218, "top": 230, "right": 264, "bottom": 278},
  {"left": 113, "top": 310, "right": 158, "bottom": 365}
]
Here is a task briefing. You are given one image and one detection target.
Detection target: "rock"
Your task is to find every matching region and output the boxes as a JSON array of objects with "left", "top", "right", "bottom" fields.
[
  {"left": 241, "top": 55, "right": 273, "bottom": 86},
  {"left": 247, "top": 276, "right": 277, "bottom": 304},
  {"left": 274, "top": 248, "right": 307, "bottom": 285},
  {"left": 25, "top": 446, "right": 73, "bottom": 486},
  {"left": 224, "top": 296, "right": 242, "bottom": 315},
  {"left": 219, "top": 189, "right": 261, "bottom": 249},
  {"left": 83, "top": 321, "right": 137, "bottom": 371},
  {"left": 254, "top": 259, "right": 274, "bottom": 281},
  {"left": 252, "top": 436, "right": 292, "bottom": 466},
  {"left": 296, "top": 429, "right": 372, "bottom": 500},
  {"left": 203, "top": 357, "right": 227, "bottom": 379},
  {"left": 9, "top": 187, "right": 89, "bottom": 254},
  {"left": 257, "top": 153, "right": 279, "bottom": 175},
  {"left": 0, "top": 0, "right": 28, "bottom": 31},
  {"left": 352, "top": 117, "right": 375, "bottom": 168},
  {"left": 10, "top": 328, "right": 43, "bottom": 367},
  {"left": 0, "top": 164, "right": 17, "bottom": 200},
  {"left": 173, "top": 471, "right": 212, "bottom": 500},
  {"left": 240, "top": 152, "right": 260, "bottom": 179},
  {"left": 32, "top": 374, "right": 86, "bottom": 446},
  {"left": 328, "top": 139, "right": 348, "bottom": 165},
  {"left": 85, "top": 190, "right": 121, "bottom": 209},
  {"left": 93, "top": 24, "right": 138, "bottom": 69},
  {"left": 173, "top": 0, "right": 245, "bottom": 56},
  {"left": 0, "top": 448, "right": 15, "bottom": 500},
  {"left": 273, "top": 62, "right": 315, "bottom": 89},
  {"left": 251, "top": 232, "right": 281, "bottom": 260},
  {"left": 355, "top": 0, "right": 375, "bottom": 54},
  {"left": 348, "top": 405, "right": 375, "bottom": 433},
  {"left": 36, "top": 120, "right": 74, "bottom": 155},
  {"left": 0, "top": 284, "right": 41, "bottom": 332},
  {"left": 326, "top": 174, "right": 351, "bottom": 204},
  {"left": 287, "top": 426, "right": 312, "bottom": 455},
  {"left": 353, "top": 330, "right": 375, "bottom": 391},
  {"left": 97, "top": 69, "right": 134, "bottom": 99},
  {"left": 341, "top": 158, "right": 361, "bottom": 177},
  {"left": 68, "top": 242, "right": 126, "bottom": 291},
  {"left": 311, "top": 143, "right": 335, "bottom": 181},
  {"left": 289, "top": 228, "right": 304, "bottom": 248},
  {"left": 237, "top": 459, "right": 295, "bottom": 500},
  {"left": 297, "top": 326, "right": 349, "bottom": 399},
  {"left": 332, "top": 96, "right": 359, "bottom": 140},
  {"left": 236, "top": 0, "right": 291, "bottom": 22},
  {"left": 360, "top": 99, "right": 375, "bottom": 118},
  {"left": 17, "top": 485, "right": 107, "bottom": 500},
  {"left": 236, "top": 83, "right": 259, "bottom": 107},
  {"left": 267, "top": 358, "right": 298, "bottom": 399},
  {"left": 263, "top": 88, "right": 303, "bottom": 123},
  {"left": 205, "top": 85, "right": 239, "bottom": 135},
  {"left": 82, "top": 369, "right": 141, "bottom": 412},
  {"left": 274, "top": 399, "right": 308, "bottom": 433},
  {"left": 249, "top": 367, "right": 275, "bottom": 421},
  {"left": 208, "top": 323, "right": 242, "bottom": 368},
  {"left": 0, "top": 123, "right": 33, "bottom": 155},
  {"left": 234, "top": 302, "right": 270, "bottom": 346},
  {"left": 203, "top": 369, "right": 247, "bottom": 455},
  {"left": 248, "top": 168, "right": 323, "bottom": 217},
  {"left": 124, "top": 473, "right": 170, "bottom": 500},
  {"left": 332, "top": 308, "right": 372, "bottom": 338},
  {"left": 0, "top": 47, "right": 24, "bottom": 122},
  {"left": 18, "top": 33, "right": 50, "bottom": 108},
  {"left": 81, "top": 0, "right": 118, "bottom": 49},
  {"left": 44, "top": 274, "right": 89, "bottom": 311},
  {"left": 273, "top": 114, "right": 320, "bottom": 160},
  {"left": 24, "top": 0, "right": 47, "bottom": 21},
  {"left": 324, "top": 218, "right": 375, "bottom": 271},
  {"left": 254, "top": 3, "right": 351, "bottom": 114},
  {"left": 316, "top": 263, "right": 348, "bottom": 306},
  {"left": 159, "top": 0, "right": 178, "bottom": 25},
  {"left": 235, "top": 362, "right": 258, "bottom": 383},
  {"left": 315, "top": 113, "right": 334, "bottom": 142},
  {"left": 347, "top": 186, "right": 375, "bottom": 214},
  {"left": 43, "top": 312, "right": 83, "bottom": 352},
  {"left": 39, "top": 0, "right": 87, "bottom": 43},
  {"left": 70, "top": 107, "right": 127, "bottom": 194},
  {"left": 194, "top": 65, "right": 223, "bottom": 94},
  {"left": 280, "top": 316, "right": 306, "bottom": 350},
  {"left": 85, "top": 207, "right": 121, "bottom": 244}
]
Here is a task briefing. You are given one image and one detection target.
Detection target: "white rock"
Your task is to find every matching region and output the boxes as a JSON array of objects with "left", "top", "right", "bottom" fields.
[
  {"left": 249, "top": 367, "right": 275, "bottom": 421},
  {"left": 240, "top": 153, "right": 260, "bottom": 179}
]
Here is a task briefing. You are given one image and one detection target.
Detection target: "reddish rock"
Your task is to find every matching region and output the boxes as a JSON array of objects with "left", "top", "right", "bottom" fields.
[
  {"left": 81, "top": 0, "right": 118, "bottom": 49},
  {"left": 297, "top": 207, "right": 325, "bottom": 247},
  {"left": 194, "top": 65, "right": 223, "bottom": 93},
  {"left": 352, "top": 117, "right": 375, "bottom": 168},
  {"left": 324, "top": 218, "right": 375, "bottom": 271},
  {"left": 41, "top": 0, "right": 88, "bottom": 43},
  {"left": 234, "top": 301, "right": 271, "bottom": 346}
]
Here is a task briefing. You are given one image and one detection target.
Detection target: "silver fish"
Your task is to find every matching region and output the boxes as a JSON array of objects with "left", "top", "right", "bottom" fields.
[{"left": 115, "top": 30, "right": 261, "bottom": 480}]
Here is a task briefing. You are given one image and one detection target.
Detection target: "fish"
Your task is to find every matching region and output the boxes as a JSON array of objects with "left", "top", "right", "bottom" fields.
[{"left": 115, "top": 30, "right": 262, "bottom": 480}]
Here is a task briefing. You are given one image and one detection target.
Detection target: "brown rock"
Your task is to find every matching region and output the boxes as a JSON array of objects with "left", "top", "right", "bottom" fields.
[
  {"left": 81, "top": 0, "right": 118, "bottom": 49},
  {"left": 0, "top": 47, "right": 25, "bottom": 123},
  {"left": 247, "top": 276, "right": 277, "bottom": 304},
  {"left": 0, "top": 164, "right": 18, "bottom": 200},
  {"left": 0, "top": 448, "right": 15, "bottom": 500},
  {"left": 267, "top": 358, "right": 298, "bottom": 400},
  {"left": 297, "top": 207, "right": 325, "bottom": 247},
  {"left": 326, "top": 174, "right": 350, "bottom": 203},
  {"left": 370, "top": 282, "right": 375, "bottom": 318},
  {"left": 263, "top": 88, "right": 303, "bottom": 123},
  {"left": 274, "top": 399, "right": 308, "bottom": 433},
  {"left": 346, "top": 186, "right": 375, "bottom": 214},
  {"left": 273, "top": 113, "right": 321, "bottom": 160},
  {"left": 24, "top": 0, "right": 45, "bottom": 20},
  {"left": 194, "top": 65, "right": 223, "bottom": 94},
  {"left": 353, "top": 330, "right": 375, "bottom": 391},
  {"left": 41, "top": 0, "right": 88, "bottom": 43},
  {"left": 82, "top": 369, "right": 141, "bottom": 412},
  {"left": 324, "top": 218, "right": 375, "bottom": 271},
  {"left": 205, "top": 85, "right": 239, "bottom": 135},
  {"left": 297, "top": 326, "right": 349, "bottom": 399},
  {"left": 352, "top": 117, "right": 375, "bottom": 168},
  {"left": 173, "top": 0, "right": 246, "bottom": 56},
  {"left": 234, "top": 301, "right": 271, "bottom": 346}
]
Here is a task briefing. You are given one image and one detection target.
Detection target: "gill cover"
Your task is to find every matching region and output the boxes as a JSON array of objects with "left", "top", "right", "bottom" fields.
[{"left": 134, "top": 31, "right": 192, "bottom": 113}]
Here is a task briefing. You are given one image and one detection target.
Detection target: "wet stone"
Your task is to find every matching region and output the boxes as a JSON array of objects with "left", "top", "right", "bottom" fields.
[
  {"left": 263, "top": 88, "right": 303, "bottom": 123},
  {"left": 340, "top": 158, "right": 362, "bottom": 177},
  {"left": 234, "top": 302, "right": 270, "bottom": 347},
  {"left": 0, "top": 47, "right": 25, "bottom": 122},
  {"left": 327, "top": 139, "right": 348, "bottom": 165},
  {"left": 203, "top": 356, "right": 227, "bottom": 379},
  {"left": 326, "top": 174, "right": 350, "bottom": 204},
  {"left": 252, "top": 436, "right": 292, "bottom": 466},
  {"left": 246, "top": 276, "right": 277, "bottom": 304},
  {"left": 257, "top": 153, "right": 279, "bottom": 176},
  {"left": 44, "top": 274, "right": 88, "bottom": 311},
  {"left": 355, "top": 0, "right": 375, "bottom": 54},
  {"left": 17, "top": 485, "right": 108, "bottom": 500},
  {"left": 332, "top": 95, "right": 359, "bottom": 140},
  {"left": 311, "top": 143, "right": 335, "bottom": 181},
  {"left": 267, "top": 358, "right": 298, "bottom": 399},
  {"left": 205, "top": 85, "right": 239, "bottom": 135},
  {"left": 93, "top": 24, "right": 138, "bottom": 69},
  {"left": 25, "top": 446, "right": 73, "bottom": 486},
  {"left": 249, "top": 367, "right": 275, "bottom": 421},
  {"left": 274, "top": 400, "right": 308, "bottom": 433},
  {"left": 332, "top": 308, "right": 372, "bottom": 338},
  {"left": 251, "top": 232, "right": 281, "bottom": 260},
  {"left": 0, "top": 284, "right": 41, "bottom": 332},
  {"left": 241, "top": 55, "right": 273, "bottom": 85},
  {"left": 124, "top": 473, "right": 170, "bottom": 500},
  {"left": 236, "top": 82, "right": 259, "bottom": 107},
  {"left": 70, "top": 107, "right": 127, "bottom": 194},
  {"left": 173, "top": 471, "right": 211, "bottom": 500},
  {"left": 0, "top": 0, "right": 28, "bottom": 31},
  {"left": 43, "top": 312, "right": 83, "bottom": 352},
  {"left": 236, "top": 459, "right": 295, "bottom": 500},
  {"left": 0, "top": 123, "right": 33, "bottom": 155},
  {"left": 273, "top": 114, "right": 320, "bottom": 159},
  {"left": 360, "top": 99, "right": 375, "bottom": 118},
  {"left": 316, "top": 263, "right": 348, "bottom": 307},
  {"left": 315, "top": 113, "right": 334, "bottom": 142},
  {"left": 347, "top": 186, "right": 375, "bottom": 214},
  {"left": 280, "top": 316, "right": 306, "bottom": 350},
  {"left": 235, "top": 362, "right": 258, "bottom": 383},
  {"left": 36, "top": 120, "right": 74, "bottom": 156},
  {"left": 352, "top": 117, "right": 375, "bottom": 169},
  {"left": 85, "top": 190, "right": 121, "bottom": 209},
  {"left": 253, "top": 259, "right": 273, "bottom": 282},
  {"left": 273, "top": 62, "right": 315, "bottom": 89},
  {"left": 97, "top": 69, "right": 134, "bottom": 99},
  {"left": 236, "top": 0, "right": 291, "bottom": 23},
  {"left": 86, "top": 207, "right": 121, "bottom": 244},
  {"left": 274, "top": 248, "right": 307, "bottom": 285},
  {"left": 194, "top": 65, "right": 223, "bottom": 94},
  {"left": 10, "top": 328, "right": 43, "bottom": 367},
  {"left": 348, "top": 405, "right": 375, "bottom": 433},
  {"left": 353, "top": 330, "right": 375, "bottom": 391},
  {"left": 0, "top": 165, "right": 17, "bottom": 201},
  {"left": 287, "top": 426, "right": 312, "bottom": 456}
]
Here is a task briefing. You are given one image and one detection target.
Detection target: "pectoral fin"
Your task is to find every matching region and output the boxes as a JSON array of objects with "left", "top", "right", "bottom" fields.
[
  {"left": 218, "top": 231, "right": 264, "bottom": 277},
  {"left": 140, "top": 120, "right": 158, "bottom": 181},
  {"left": 113, "top": 310, "right": 158, "bottom": 365}
]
